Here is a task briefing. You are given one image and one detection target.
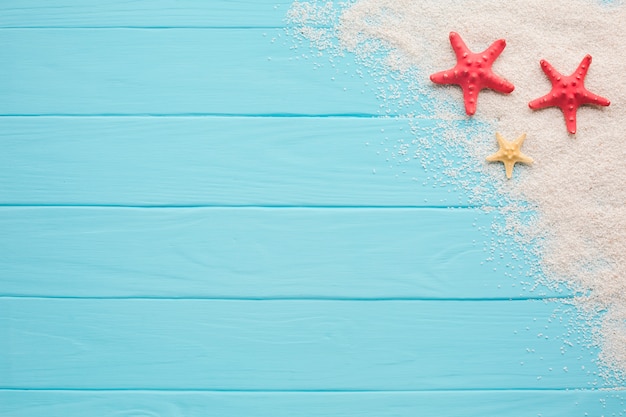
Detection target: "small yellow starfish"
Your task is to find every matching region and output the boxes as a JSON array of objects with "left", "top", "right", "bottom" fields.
[{"left": 486, "top": 132, "right": 533, "bottom": 179}]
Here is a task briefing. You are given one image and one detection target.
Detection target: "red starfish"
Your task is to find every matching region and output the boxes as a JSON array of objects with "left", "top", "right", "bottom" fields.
[
  {"left": 430, "top": 32, "right": 515, "bottom": 116},
  {"left": 528, "top": 55, "right": 610, "bottom": 134}
]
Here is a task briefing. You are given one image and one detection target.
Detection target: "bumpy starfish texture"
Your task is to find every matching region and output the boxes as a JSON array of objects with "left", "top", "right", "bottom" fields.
[
  {"left": 528, "top": 55, "right": 610, "bottom": 134},
  {"left": 430, "top": 32, "right": 515, "bottom": 116},
  {"left": 486, "top": 132, "right": 533, "bottom": 179}
]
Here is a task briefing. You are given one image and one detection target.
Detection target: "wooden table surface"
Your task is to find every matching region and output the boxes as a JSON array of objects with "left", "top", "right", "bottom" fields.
[{"left": 1, "top": 1, "right": 624, "bottom": 416}]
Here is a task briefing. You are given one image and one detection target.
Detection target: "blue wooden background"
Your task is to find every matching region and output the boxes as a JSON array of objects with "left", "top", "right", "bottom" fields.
[{"left": 1, "top": 1, "right": 624, "bottom": 416}]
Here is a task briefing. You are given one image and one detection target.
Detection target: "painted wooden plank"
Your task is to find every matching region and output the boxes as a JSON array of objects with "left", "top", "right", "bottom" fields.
[
  {"left": 1, "top": 390, "right": 624, "bottom": 417},
  {"left": 0, "top": 207, "right": 546, "bottom": 299},
  {"left": 0, "top": 1, "right": 291, "bottom": 28},
  {"left": 0, "top": 117, "right": 478, "bottom": 207},
  {"left": 0, "top": 298, "right": 603, "bottom": 390},
  {"left": 0, "top": 29, "right": 404, "bottom": 116}
]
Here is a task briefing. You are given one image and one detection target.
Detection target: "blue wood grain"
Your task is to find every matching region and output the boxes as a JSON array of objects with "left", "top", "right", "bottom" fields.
[
  {"left": 0, "top": 298, "right": 603, "bottom": 390},
  {"left": 0, "top": 117, "right": 478, "bottom": 207},
  {"left": 0, "top": 1, "right": 292, "bottom": 28},
  {"left": 1, "top": 390, "right": 624, "bottom": 417},
  {"left": 1, "top": 0, "right": 621, "bottom": 415},
  {"left": 0, "top": 29, "right": 407, "bottom": 116},
  {"left": 0, "top": 207, "right": 547, "bottom": 299}
]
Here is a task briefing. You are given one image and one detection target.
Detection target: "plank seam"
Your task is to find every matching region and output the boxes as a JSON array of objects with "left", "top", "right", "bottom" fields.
[
  {"left": 0, "top": 296, "right": 573, "bottom": 301},
  {"left": 0, "top": 115, "right": 471, "bottom": 121},
  {"left": 0, "top": 113, "right": 390, "bottom": 118},
  {"left": 0, "top": 388, "right": 607, "bottom": 393},
  {"left": 0, "top": 204, "right": 494, "bottom": 210},
  {"left": 0, "top": 26, "right": 295, "bottom": 30}
]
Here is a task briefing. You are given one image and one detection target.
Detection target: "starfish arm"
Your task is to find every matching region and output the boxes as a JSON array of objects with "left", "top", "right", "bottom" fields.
[
  {"left": 430, "top": 69, "right": 457, "bottom": 85},
  {"left": 483, "top": 73, "right": 515, "bottom": 94},
  {"left": 513, "top": 133, "right": 527, "bottom": 146},
  {"left": 528, "top": 92, "right": 559, "bottom": 110},
  {"left": 504, "top": 161, "right": 515, "bottom": 179},
  {"left": 462, "top": 86, "right": 478, "bottom": 115},
  {"left": 486, "top": 152, "right": 503, "bottom": 162},
  {"left": 449, "top": 32, "right": 470, "bottom": 61},
  {"left": 517, "top": 153, "right": 534, "bottom": 165},
  {"left": 580, "top": 89, "right": 610, "bottom": 107},
  {"left": 483, "top": 38, "right": 507, "bottom": 64},
  {"left": 562, "top": 106, "right": 578, "bottom": 134},
  {"left": 539, "top": 59, "right": 563, "bottom": 85},
  {"left": 575, "top": 54, "right": 592, "bottom": 79},
  {"left": 495, "top": 132, "right": 507, "bottom": 148}
]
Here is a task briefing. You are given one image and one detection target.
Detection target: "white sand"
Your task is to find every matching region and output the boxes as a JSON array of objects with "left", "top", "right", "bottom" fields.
[{"left": 287, "top": 0, "right": 626, "bottom": 383}]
